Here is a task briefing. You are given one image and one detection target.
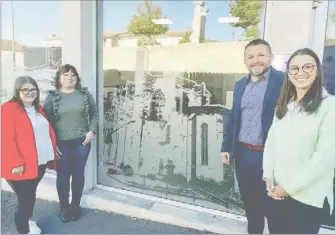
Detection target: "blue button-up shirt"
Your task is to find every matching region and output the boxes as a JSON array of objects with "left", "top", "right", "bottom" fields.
[{"left": 238, "top": 69, "right": 271, "bottom": 145}]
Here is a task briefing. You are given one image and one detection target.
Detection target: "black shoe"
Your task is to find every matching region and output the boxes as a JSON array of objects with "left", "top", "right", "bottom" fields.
[
  {"left": 60, "top": 204, "right": 71, "bottom": 223},
  {"left": 71, "top": 204, "right": 81, "bottom": 221}
]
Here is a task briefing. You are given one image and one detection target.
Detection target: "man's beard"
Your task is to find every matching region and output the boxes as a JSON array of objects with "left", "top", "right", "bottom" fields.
[{"left": 250, "top": 66, "right": 269, "bottom": 77}]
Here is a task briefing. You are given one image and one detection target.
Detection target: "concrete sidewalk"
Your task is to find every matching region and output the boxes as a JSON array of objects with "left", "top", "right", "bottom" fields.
[
  {"left": 2, "top": 173, "right": 334, "bottom": 234},
  {"left": 1, "top": 191, "right": 205, "bottom": 234}
]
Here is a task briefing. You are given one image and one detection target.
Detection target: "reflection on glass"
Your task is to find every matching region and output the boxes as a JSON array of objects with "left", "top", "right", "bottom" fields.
[
  {"left": 1, "top": 1, "right": 61, "bottom": 104},
  {"left": 1, "top": 1, "right": 61, "bottom": 174},
  {"left": 322, "top": 1, "right": 335, "bottom": 227},
  {"left": 99, "top": 0, "right": 266, "bottom": 216},
  {"left": 323, "top": 2, "right": 335, "bottom": 96}
]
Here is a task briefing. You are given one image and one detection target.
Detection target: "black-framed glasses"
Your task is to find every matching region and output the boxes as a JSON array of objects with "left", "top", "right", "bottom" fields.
[
  {"left": 288, "top": 63, "right": 316, "bottom": 75},
  {"left": 20, "top": 88, "right": 37, "bottom": 95}
]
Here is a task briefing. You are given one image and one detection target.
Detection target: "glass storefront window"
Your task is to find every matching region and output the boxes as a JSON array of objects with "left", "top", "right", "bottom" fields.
[
  {"left": 323, "top": 2, "right": 335, "bottom": 96},
  {"left": 322, "top": 0, "right": 335, "bottom": 227},
  {"left": 1, "top": 1, "right": 61, "bottom": 105},
  {"left": 98, "top": 0, "right": 266, "bottom": 216}
]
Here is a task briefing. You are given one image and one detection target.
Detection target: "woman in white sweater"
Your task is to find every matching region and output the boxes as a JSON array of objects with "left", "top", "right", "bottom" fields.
[{"left": 263, "top": 48, "right": 335, "bottom": 234}]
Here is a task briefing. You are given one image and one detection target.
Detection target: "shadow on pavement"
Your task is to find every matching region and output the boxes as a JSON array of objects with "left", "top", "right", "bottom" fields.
[{"left": 1, "top": 191, "right": 210, "bottom": 234}]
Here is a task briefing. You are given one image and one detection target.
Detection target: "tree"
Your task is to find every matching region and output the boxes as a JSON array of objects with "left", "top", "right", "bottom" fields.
[
  {"left": 179, "top": 31, "right": 192, "bottom": 44},
  {"left": 331, "top": 10, "right": 335, "bottom": 24},
  {"left": 127, "top": 0, "right": 168, "bottom": 37},
  {"left": 243, "top": 25, "right": 260, "bottom": 40},
  {"left": 228, "top": 0, "right": 263, "bottom": 30}
]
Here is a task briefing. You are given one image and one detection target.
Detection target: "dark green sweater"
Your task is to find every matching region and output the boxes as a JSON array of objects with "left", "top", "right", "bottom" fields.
[{"left": 43, "top": 89, "right": 99, "bottom": 141}]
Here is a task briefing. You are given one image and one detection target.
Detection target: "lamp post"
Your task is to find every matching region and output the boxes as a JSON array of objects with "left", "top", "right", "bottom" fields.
[{"left": 11, "top": 1, "right": 16, "bottom": 72}]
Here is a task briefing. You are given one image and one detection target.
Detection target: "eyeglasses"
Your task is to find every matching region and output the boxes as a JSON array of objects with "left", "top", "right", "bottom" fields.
[
  {"left": 288, "top": 63, "right": 316, "bottom": 75},
  {"left": 20, "top": 88, "right": 37, "bottom": 95}
]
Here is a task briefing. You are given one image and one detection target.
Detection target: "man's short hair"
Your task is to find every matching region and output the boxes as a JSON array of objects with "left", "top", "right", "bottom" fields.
[{"left": 244, "top": 39, "right": 272, "bottom": 55}]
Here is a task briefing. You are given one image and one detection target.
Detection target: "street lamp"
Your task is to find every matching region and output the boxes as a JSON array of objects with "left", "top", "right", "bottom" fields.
[
  {"left": 218, "top": 17, "right": 239, "bottom": 24},
  {"left": 11, "top": 1, "right": 16, "bottom": 72},
  {"left": 152, "top": 19, "right": 173, "bottom": 25},
  {"left": 218, "top": 17, "right": 240, "bottom": 40}
]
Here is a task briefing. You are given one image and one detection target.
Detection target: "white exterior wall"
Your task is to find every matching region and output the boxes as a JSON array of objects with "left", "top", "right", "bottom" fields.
[
  {"left": 264, "top": 1, "right": 314, "bottom": 54},
  {"left": 60, "top": 0, "right": 98, "bottom": 192},
  {"left": 156, "top": 37, "right": 181, "bottom": 46},
  {"left": 117, "top": 38, "right": 138, "bottom": 47},
  {"left": 104, "top": 37, "right": 182, "bottom": 48},
  {"left": 264, "top": 0, "right": 328, "bottom": 59},
  {"left": 1, "top": 51, "right": 24, "bottom": 70}
]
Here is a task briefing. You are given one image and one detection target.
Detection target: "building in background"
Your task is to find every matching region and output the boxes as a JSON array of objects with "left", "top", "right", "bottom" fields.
[
  {"left": 1, "top": 39, "right": 24, "bottom": 70},
  {"left": 103, "top": 31, "right": 186, "bottom": 48}
]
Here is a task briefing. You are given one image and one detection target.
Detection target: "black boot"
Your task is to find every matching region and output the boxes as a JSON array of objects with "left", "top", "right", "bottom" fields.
[
  {"left": 71, "top": 204, "right": 81, "bottom": 221},
  {"left": 60, "top": 204, "right": 71, "bottom": 223}
]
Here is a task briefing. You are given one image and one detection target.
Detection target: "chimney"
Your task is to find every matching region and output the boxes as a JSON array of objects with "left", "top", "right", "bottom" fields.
[{"left": 190, "top": 1, "right": 208, "bottom": 43}]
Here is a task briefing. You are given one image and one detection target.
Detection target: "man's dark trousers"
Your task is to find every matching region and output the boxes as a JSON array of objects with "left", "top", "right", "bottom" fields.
[{"left": 235, "top": 144, "right": 268, "bottom": 234}]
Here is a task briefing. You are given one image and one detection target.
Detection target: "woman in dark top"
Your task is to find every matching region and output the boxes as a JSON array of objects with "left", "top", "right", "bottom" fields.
[{"left": 43, "top": 64, "right": 98, "bottom": 222}]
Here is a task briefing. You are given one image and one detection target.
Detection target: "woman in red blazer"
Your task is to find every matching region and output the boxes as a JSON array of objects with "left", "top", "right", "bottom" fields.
[{"left": 1, "top": 76, "right": 58, "bottom": 234}]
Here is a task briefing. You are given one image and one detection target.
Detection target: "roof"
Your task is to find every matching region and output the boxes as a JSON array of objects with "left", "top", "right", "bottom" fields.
[
  {"left": 1, "top": 39, "right": 24, "bottom": 52},
  {"left": 104, "top": 31, "right": 186, "bottom": 39}
]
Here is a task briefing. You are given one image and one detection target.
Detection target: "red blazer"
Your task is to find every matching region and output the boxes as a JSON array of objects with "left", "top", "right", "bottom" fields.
[{"left": 1, "top": 101, "right": 57, "bottom": 180}]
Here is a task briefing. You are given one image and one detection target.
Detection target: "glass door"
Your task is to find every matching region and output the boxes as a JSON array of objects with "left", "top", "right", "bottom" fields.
[{"left": 314, "top": 0, "right": 335, "bottom": 228}]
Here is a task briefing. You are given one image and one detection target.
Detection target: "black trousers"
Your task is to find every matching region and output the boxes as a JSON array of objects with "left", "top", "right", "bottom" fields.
[
  {"left": 7, "top": 165, "right": 46, "bottom": 234},
  {"left": 267, "top": 196, "right": 324, "bottom": 234}
]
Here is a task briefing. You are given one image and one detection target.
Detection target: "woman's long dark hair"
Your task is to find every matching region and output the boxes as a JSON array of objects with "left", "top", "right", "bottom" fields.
[
  {"left": 54, "top": 64, "right": 82, "bottom": 90},
  {"left": 9, "top": 76, "right": 40, "bottom": 112},
  {"left": 276, "top": 48, "right": 323, "bottom": 119}
]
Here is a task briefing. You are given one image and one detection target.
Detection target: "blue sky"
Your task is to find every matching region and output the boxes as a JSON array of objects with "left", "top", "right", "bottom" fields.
[{"left": 1, "top": 0, "right": 263, "bottom": 46}]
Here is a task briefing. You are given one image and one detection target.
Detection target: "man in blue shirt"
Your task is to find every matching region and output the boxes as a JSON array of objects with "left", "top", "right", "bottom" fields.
[{"left": 220, "top": 39, "right": 284, "bottom": 234}]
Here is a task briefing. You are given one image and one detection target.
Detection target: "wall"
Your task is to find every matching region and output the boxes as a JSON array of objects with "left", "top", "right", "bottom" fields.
[
  {"left": 1, "top": 51, "right": 24, "bottom": 69},
  {"left": 264, "top": 0, "right": 328, "bottom": 60},
  {"left": 117, "top": 38, "right": 138, "bottom": 47},
  {"left": 156, "top": 37, "right": 182, "bottom": 46},
  {"left": 103, "top": 42, "right": 249, "bottom": 74},
  {"left": 264, "top": 1, "right": 314, "bottom": 54},
  {"left": 60, "top": 0, "right": 98, "bottom": 192}
]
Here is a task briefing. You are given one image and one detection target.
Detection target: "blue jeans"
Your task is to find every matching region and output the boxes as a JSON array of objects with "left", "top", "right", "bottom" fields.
[{"left": 56, "top": 137, "right": 91, "bottom": 207}]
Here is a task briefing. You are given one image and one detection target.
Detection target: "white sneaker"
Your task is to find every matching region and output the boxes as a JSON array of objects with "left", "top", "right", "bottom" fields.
[{"left": 28, "top": 220, "right": 41, "bottom": 234}]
